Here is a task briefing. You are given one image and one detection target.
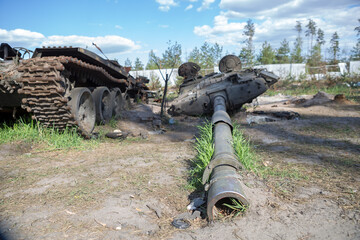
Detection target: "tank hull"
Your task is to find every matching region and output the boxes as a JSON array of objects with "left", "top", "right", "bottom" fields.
[{"left": 0, "top": 43, "right": 149, "bottom": 137}]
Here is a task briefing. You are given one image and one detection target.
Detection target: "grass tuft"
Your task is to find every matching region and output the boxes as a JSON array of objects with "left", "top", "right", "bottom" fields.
[
  {"left": 187, "top": 122, "right": 261, "bottom": 190},
  {"left": 0, "top": 118, "right": 98, "bottom": 151},
  {"left": 232, "top": 124, "right": 260, "bottom": 174},
  {"left": 221, "top": 198, "right": 248, "bottom": 217},
  {"left": 187, "top": 121, "right": 214, "bottom": 190}
]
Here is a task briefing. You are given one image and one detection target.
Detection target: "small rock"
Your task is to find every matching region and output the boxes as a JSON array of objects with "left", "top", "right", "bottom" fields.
[
  {"left": 184, "top": 138, "right": 195, "bottom": 143},
  {"left": 152, "top": 119, "right": 162, "bottom": 128},
  {"left": 105, "top": 131, "right": 128, "bottom": 140},
  {"left": 246, "top": 115, "right": 276, "bottom": 125},
  {"left": 148, "top": 130, "right": 165, "bottom": 135},
  {"left": 140, "top": 131, "right": 148, "bottom": 139},
  {"left": 146, "top": 204, "right": 162, "bottom": 218},
  {"left": 191, "top": 210, "right": 201, "bottom": 219},
  {"left": 187, "top": 197, "right": 206, "bottom": 210}
]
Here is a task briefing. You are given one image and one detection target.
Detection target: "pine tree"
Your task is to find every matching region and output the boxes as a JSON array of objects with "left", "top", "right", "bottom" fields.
[
  {"left": 134, "top": 58, "right": 144, "bottom": 71},
  {"left": 291, "top": 21, "right": 304, "bottom": 63},
  {"left": 351, "top": 19, "right": 360, "bottom": 60},
  {"left": 148, "top": 72, "right": 161, "bottom": 90},
  {"left": 188, "top": 42, "right": 223, "bottom": 69},
  {"left": 124, "top": 58, "right": 132, "bottom": 68},
  {"left": 329, "top": 32, "right": 340, "bottom": 64},
  {"left": 146, "top": 50, "right": 159, "bottom": 70},
  {"left": 200, "top": 42, "right": 216, "bottom": 69},
  {"left": 305, "top": 19, "right": 317, "bottom": 56},
  {"left": 240, "top": 19, "right": 255, "bottom": 66},
  {"left": 276, "top": 39, "right": 290, "bottom": 64},
  {"left": 161, "top": 41, "right": 182, "bottom": 68},
  {"left": 188, "top": 47, "right": 201, "bottom": 65},
  {"left": 308, "top": 28, "right": 325, "bottom": 67},
  {"left": 258, "top": 41, "right": 276, "bottom": 64}
]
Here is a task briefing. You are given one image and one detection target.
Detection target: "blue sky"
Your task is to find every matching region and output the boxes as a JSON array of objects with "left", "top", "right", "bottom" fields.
[{"left": 1, "top": 0, "right": 359, "bottom": 66}]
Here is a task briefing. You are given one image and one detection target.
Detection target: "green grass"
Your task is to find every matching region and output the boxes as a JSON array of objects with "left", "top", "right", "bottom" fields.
[
  {"left": 109, "top": 116, "right": 118, "bottom": 128},
  {"left": 186, "top": 121, "right": 307, "bottom": 191},
  {"left": 232, "top": 125, "right": 260, "bottom": 173},
  {"left": 222, "top": 198, "right": 248, "bottom": 217},
  {"left": 187, "top": 122, "right": 262, "bottom": 190},
  {"left": 187, "top": 121, "right": 214, "bottom": 190},
  {"left": 0, "top": 118, "right": 98, "bottom": 151},
  {"left": 266, "top": 78, "right": 360, "bottom": 103}
]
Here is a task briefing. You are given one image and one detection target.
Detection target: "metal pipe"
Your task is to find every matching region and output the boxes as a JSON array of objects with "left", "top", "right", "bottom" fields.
[{"left": 205, "top": 95, "right": 249, "bottom": 221}]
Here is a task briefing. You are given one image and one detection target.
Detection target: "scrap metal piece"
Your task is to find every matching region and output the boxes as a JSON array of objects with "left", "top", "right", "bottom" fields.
[
  {"left": 178, "top": 62, "right": 201, "bottom": 81},
  {"left": 219, "top": 55, "right": 242, "bottom": 73},
  {"left": 171, "top": 218, "right": 191, "bottom": 229}
]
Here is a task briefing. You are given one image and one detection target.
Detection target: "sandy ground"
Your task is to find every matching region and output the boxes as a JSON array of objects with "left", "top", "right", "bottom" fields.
[{"left": 0, "top": 94, "right": 359, "bottom": 240}]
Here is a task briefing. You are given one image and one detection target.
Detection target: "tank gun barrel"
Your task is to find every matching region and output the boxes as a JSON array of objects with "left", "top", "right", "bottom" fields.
[{"left": 203, "top": 95, "right": 249, "bottom": 221}]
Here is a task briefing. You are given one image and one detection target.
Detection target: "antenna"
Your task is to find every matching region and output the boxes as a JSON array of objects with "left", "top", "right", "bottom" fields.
[{"left": 92, "top": 42, "right": 109, "bottom": 60}]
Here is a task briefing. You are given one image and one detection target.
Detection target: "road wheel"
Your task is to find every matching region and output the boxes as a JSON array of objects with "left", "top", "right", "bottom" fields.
[
  {"left": 123, "top": 92, "right": 132, "bottom": 110},
  {"left": 68, "top": 87, "right": 96, "bottom": 136},
  {"left": 110, "top": 88, "right": 124, "bottom": 118},
  {"left": 92, "top": 87, "right": 112, "bottom": 124}
]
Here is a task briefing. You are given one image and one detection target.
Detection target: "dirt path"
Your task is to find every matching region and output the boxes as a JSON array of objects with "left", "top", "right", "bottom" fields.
[{"left": 0, "top": 97, "right": 359, "bottom": 240}]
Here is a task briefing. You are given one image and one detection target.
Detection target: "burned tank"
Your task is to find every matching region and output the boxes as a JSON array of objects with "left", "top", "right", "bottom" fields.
[
  {"left": 169, "top": 55, "right": 278, "bottom": 221},
  {"left": 169, "top": 55, "right": 278, "bottom": 116},
  {"left": 0, "top": 43, "right": 149, "bottom": 137}
]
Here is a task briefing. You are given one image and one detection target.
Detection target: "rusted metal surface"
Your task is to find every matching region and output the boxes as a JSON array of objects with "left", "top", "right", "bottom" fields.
[
  {"left": 205, "top": 95, "right": 249, "bottom": 221},
  {"left": 1, "top": 43, "right": 151, "bottom": 136},
  {"left": 33, "top": 46, "right": 129, "bottom": 82},
  {"left": 168, "top": 55, "right": 278, "bottom": 116},
  {"left": 14, "top": 56, "right": 130, "bottom": 136}
]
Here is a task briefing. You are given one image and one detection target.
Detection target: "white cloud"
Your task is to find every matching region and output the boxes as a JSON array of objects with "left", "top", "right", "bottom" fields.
[
  {"left": 197, "top": 0, "right": 215, "bottom": 11},
  {"left": 156, "top": 0, "right": 178, "bottom": 12},
  {"left": 0, "top": 28, "right": 45, "bottom": 47},
  {"left": 194, "top": 0, "right": 359, "bottom": 53},
  {"left": 115, "top": 25, "right": 123, "bottom": 29},
  {"left": 0, "top": 28, "right": 141, "bottom": 55},
  {"left": 42, "top": 35, "right": 140, "bottom": 54},
  {"left": 159, "top": 24, "right": 170, "bottom": 28},
  {"left": 194, "top": 15, "right": 247, "bottom": 45},
  {"left": 185, "top": 4, "right": 193, "bottom": 11}
]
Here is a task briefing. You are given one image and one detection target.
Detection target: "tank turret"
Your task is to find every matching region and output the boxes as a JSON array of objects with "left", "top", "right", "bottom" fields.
[{"left": 168, "top": 55, "right": 278, "bottom": 116}]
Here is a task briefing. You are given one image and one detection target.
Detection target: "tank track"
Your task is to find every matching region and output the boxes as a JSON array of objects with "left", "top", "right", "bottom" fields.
[
  {"left": 17, "top": 56, "right": 127, "bottom": 137},
  {"left": 0, "top": 63, "right": 23, "bottom": 94},
  {"left": 0, "top": 78, "right": 22, "bottom": 94}
]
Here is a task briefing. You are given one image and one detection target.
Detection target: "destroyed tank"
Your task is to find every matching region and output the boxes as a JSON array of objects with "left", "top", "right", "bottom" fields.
[
  {"left": 168, "top": 55, "right": 278, "bottom": 116},
  {"left": 168, "top": 55, "right": 279, "bottom": 221},
  {"left": 0, "top": 43, "right": 149, "bottom": 137}
]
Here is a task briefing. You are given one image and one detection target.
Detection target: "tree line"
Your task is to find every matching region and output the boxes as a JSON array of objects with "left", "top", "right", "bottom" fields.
[{"left": 123, "top": 18, "right": 360, "bottom": 71}]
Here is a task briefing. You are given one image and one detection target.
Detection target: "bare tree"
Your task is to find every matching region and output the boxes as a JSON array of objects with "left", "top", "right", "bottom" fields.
[{"left": 149, "top": 41, "right": 182, "bottom": 117}]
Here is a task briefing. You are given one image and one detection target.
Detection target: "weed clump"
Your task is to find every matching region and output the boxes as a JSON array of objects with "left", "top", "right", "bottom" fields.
[
  {"left": 188, "top": 122, "right": 260, "bottom": 190},
  {"left": 188, "top": 121, "right": 214, "bottom": 190},
  {"left": 0, "top": 118, "right": 98, "bottom": 151}
]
